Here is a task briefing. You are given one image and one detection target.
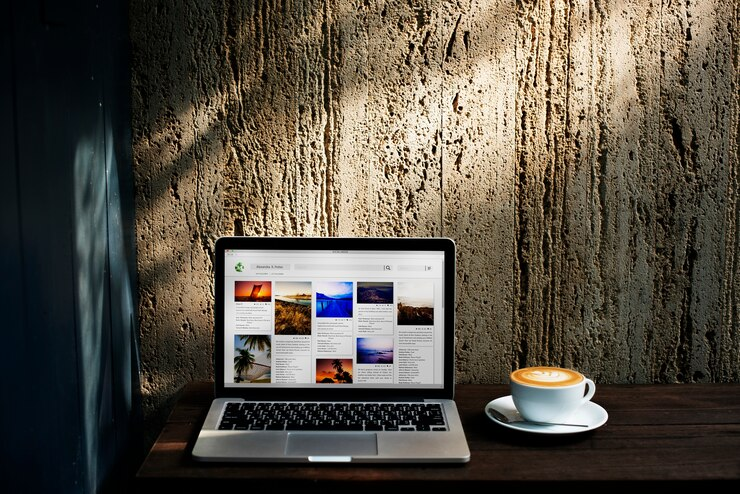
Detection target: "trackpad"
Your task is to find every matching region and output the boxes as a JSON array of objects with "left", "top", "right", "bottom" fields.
[{"left": 286, "top": 432, "right": 378, "bottom": 457}]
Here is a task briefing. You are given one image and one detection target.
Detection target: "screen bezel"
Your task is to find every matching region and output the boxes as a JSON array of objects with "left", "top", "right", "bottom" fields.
[{"left": 213, "top": 236, "right": 457, "bottom": 401}]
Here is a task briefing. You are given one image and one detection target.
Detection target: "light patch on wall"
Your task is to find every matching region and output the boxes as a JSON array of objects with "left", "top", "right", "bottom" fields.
[{"left": 73, "top": 132, "right": 108, "bottom": 493}]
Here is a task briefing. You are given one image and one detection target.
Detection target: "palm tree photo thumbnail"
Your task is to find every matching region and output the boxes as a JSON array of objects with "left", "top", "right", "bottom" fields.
[
  {"left": 315, "top": 358, "right": 353, "bottom": 383},
  {"left": 234, "top": 334, "right": 272, "bottom": 383}
]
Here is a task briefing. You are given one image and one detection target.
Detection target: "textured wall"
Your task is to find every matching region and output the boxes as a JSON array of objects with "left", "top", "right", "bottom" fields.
[{"left": 130, "top": 0, "right": 739, "bottom": 442}]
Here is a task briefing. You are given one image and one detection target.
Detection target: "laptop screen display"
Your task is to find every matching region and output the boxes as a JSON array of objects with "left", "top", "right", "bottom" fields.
[{"left": 214, "top": 237, "right": 455, "bottom": 397}]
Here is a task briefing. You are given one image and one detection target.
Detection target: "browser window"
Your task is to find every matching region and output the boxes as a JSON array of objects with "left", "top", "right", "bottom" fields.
[{"left": 222, "top": 249, "right": 446, "bottom": 389}]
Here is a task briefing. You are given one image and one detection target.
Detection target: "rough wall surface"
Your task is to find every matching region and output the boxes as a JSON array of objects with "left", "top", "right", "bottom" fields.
[{"left": 130, "top": 0, "right": 739, "bottom": 442}]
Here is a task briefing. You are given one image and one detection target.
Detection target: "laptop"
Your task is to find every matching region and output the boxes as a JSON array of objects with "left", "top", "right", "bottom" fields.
[{"left": 192, "top": 236, "right": 471, "bottom": 463}]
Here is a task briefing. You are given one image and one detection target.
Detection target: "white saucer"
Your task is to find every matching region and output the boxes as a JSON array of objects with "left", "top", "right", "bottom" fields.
[{"left": 485, "top": 395, "right": 608, "bottom": 434}]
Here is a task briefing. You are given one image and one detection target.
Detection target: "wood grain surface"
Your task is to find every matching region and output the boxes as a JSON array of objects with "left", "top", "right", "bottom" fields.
[{"left": 135, "top": 381, "right": 740, "bottom": 488}]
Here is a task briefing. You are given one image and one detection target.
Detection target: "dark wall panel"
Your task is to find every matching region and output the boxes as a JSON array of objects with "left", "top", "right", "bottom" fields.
[
  {"left": 1, "top": 1, "right": 140, "bottom": 492},
  {"left": 3, "top": 3, "right": 84, "bottom": 490}
]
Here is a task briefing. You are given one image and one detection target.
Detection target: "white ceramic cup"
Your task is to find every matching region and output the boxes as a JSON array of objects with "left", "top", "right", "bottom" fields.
[{"left": 510, "top": 366, "right": 596, "bottom": 423}]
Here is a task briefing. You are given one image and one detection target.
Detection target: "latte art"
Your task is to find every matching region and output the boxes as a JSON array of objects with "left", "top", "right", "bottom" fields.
[{"left": 511, "top": 367, "right": 583, "bottom": 387}]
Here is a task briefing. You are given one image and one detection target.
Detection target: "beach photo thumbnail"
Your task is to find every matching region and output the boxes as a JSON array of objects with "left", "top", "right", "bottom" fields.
[
  {"left": 315, "top": 358, "right": 353, "bottom": 383},
  {"left": 357, "top": 337, "right": 394, "bottom": 364},
  {"left": 234, "top": 281, "right": 272, "bottom": 302},
  {"left": 233, "top": 334, "right": 271, "bottom": 383}
]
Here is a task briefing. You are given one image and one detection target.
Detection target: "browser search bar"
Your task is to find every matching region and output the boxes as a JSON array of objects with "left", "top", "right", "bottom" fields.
[
  {"left": 294, "top": 264, "right": 391, "bottom": 271},
  {"left": 399, "top": 265, "right": 433, "bottom": 271}
]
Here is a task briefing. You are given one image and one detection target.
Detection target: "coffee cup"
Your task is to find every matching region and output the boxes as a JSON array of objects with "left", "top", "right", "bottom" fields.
[{"left": 509, "top": 366, "right": 595, "bottom": 423}]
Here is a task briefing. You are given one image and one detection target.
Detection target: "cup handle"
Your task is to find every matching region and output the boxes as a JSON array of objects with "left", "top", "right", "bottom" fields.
[{"left": 581, "top": 378, "right": 596, "bottom": 404}]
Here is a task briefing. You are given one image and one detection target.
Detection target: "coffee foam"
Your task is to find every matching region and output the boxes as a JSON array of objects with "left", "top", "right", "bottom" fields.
[{"left": 510, "top": 367, "right": 583, "bottom": 387}]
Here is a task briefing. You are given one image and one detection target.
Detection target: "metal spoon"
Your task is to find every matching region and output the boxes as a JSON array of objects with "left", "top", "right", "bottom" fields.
[{"left": 487, "top": 407, "right": 589, "bottom": 427}]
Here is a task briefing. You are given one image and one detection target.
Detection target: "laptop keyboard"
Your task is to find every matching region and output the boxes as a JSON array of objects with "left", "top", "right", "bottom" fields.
[{"left": 217, "top": 401, "right": 448, "bottom": 432}]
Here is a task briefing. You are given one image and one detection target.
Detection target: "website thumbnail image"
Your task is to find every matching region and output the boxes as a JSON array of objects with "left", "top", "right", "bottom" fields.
[{"left": 225, "top": 279, "right": 442, "bottom": 387}]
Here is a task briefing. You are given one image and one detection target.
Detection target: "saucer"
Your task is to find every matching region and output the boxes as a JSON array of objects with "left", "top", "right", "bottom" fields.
[{"left": 485, "top": 395, "right": 608, "bottom": 434}]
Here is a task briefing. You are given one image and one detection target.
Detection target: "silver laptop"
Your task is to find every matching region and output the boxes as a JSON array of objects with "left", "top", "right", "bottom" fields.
[{"left": 192, "top": 236, "right": 470, "bottom": 463}]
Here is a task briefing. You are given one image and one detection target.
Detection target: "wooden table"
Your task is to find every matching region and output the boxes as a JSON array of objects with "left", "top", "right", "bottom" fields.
[{"left": 135, "top": 381, "right": 740, "bottom": 489}]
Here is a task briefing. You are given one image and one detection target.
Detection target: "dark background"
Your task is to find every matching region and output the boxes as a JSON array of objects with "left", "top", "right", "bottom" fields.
[{"left": 1, "top": 1, "right": 141, "bottom": 492}]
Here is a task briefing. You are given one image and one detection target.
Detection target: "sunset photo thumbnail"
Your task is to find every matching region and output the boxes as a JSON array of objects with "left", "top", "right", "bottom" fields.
[{"left": 234, "top": 281, "right": 272, "bottom": 302}]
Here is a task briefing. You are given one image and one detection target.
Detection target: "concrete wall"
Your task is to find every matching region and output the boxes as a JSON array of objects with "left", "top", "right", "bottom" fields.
[{"left": 130, "top": 0, "right": 739, "bottom": 441}]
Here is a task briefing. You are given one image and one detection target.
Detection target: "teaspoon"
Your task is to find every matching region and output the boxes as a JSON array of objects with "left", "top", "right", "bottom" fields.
[{"left": 487, "top": 407, "right": 589, "bottom": 427}]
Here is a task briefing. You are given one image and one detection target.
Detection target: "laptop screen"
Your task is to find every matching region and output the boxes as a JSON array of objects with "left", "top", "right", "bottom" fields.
[{"left": 213, "top": 236, "right": 456, "bottom": 400}]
